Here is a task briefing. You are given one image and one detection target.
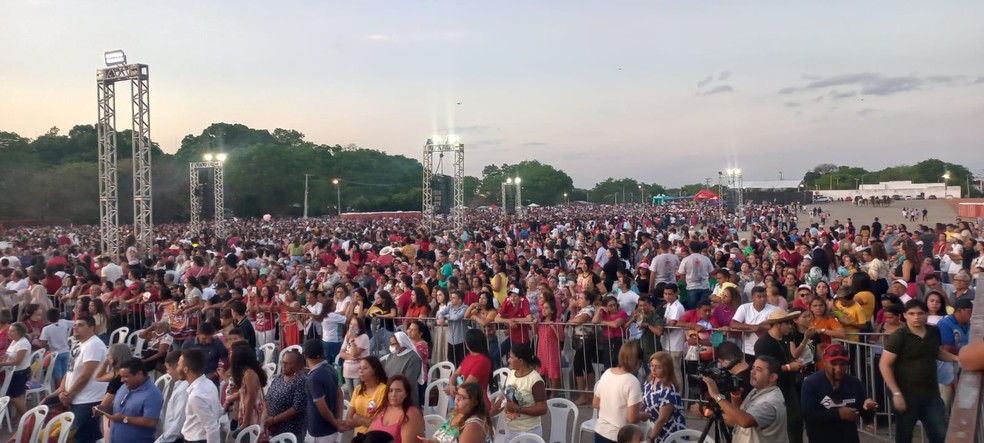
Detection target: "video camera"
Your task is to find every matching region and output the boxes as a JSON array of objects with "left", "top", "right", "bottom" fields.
[{"left": 689, "top": 359, "right": 743, "bottom": 395}]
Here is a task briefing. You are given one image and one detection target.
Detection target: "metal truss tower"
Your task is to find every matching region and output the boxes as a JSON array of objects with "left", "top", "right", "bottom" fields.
[
  {"left": 96, "top": 50, "right": 153, "bottom": 257},
  {"left": 422, "top": 137, "right": 464, "bottom": 232},
  {"left": 189, "top": 157, "right": 226, "bottom": 239}
]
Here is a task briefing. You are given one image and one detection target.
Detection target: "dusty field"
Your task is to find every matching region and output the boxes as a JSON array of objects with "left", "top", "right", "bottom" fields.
[{"left": 802, "top": 199, "right": 958, "bottom": 229}]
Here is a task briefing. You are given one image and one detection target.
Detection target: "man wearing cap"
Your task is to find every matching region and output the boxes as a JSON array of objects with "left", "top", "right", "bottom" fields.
[
  {"left": 754, "top": 308, "right": 810, "bottom": 443},
  {"left": 879, "top": 299, "right": 959, "bottom": 443},
  {"left": 801, "top": 344, "right": 878, "bottom": 443},
  {"left": 302, "top": 338, "right": 346, "bottom": 442}
]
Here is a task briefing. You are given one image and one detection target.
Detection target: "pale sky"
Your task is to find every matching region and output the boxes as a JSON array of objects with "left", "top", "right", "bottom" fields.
[{"left": 2, "top": 1, "right": 983, "bottom": 187}]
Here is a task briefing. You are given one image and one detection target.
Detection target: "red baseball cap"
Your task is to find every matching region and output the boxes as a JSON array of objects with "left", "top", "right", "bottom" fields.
[{"left": 823, "top": 344, "right": 850, "bottom": 363}]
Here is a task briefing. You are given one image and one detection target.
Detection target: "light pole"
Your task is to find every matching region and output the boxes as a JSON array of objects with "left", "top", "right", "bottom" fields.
[
  {"left": 563, "top": 192, "right": 568, "bottom": 204},
  {"left": 332, "top": 178, "right": 341, "bottom": 216},
  {"left": 514, "top": 177, "right": 522, "bottom": 214},
  {"left": 779, "top": 171, "right": 783, "bottom": 181},
  {"left": 638, "top": 184, "right": 644, "bottom": 204},
  {"left": 303, "top": 174, "right": 311, "bottom": 219},
  {"left": 942, "top": 172, "right": 951, "bottom": 199}
]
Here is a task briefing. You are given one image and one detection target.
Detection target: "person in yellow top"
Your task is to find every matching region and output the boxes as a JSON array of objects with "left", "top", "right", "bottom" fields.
[
  {"left": 832, "top": 292, "right": 866, "bottom": 341},
  {"left": 345, "top": 356, "right": 389, "bottom": 437},
  {"left": 491, "top": 260, "right": 509, "bottom": 306},
  {"left": 848, "top": 273, "right": 877, "bottom": 325}
]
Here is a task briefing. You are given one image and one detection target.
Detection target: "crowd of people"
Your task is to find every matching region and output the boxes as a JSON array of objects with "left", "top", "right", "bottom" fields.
[{"left": 0, "top": 200, "right": 982, "bottom": 443}]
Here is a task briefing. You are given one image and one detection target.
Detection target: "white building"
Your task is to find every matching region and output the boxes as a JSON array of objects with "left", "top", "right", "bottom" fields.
[{"left": 814, "top": 180, "right": 961, "bottom": 200}]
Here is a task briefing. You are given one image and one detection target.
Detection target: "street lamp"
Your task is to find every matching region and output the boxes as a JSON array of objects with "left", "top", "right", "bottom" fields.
[
  {"left": 563, "top": 192, "right": 568, "bottom": 204},
  {"left": 332, "top": 178, "right": 341, "bottom": 216},
  {"left": 638, "top": 184, "right": 644, "bottom": 204},
  {"left": 942, "top": 172, "right": 951, "bottom": 198},
  {"left": 303, "top": 174, "right": 312, "bottom": 219}
]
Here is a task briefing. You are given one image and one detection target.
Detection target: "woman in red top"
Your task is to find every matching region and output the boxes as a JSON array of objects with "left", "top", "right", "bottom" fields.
[
  {"left": 404, "top": 287, "right": 431, "bottom": 328},
  {"left": 248, "top": 285, "right": 279, "bottom": 348},
  {"left": 446, "top": 329, "right": 493, "bottom": 409},
  {"left": 592, "top": 295, "right": 629, "bottom": 369},
  {"left": 279, "top": 288, "right": 302, "bottom": 348},
  {"left": 536, "top": 291, "right": 562, "bottom": 395}
]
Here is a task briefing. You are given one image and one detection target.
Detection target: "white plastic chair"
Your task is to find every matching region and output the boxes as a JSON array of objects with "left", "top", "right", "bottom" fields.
[
  {"left": 578, "top": 407, "right": 599, "bottom": 443},
  {"left": 40, "top": 411, "right": 74, "bottom": 443},
  {"left": 423, "top": 378, "right": 450, "bottom": 416},
  {"left": 262, "top": 363, "right": 277, "bottom": 395},
  {"left": 127, "top": 329, "right": 147, "bottom": 355},
  {"left": 0, "top": 396, "right": 11, "bottom": 433},
  {"left": 156, "top": 373, "right": 173, "bottom": 401},
  {"left": 343, "top": 399, "right": 351, "bottom": 422},
  {"left": 490, "top": 391, "right": 506, "bottom": 443},
  {"left": 276, "top": 345, "right": 302, "bottom": 375},
  {"left": 109, "top": 327, "right": 130, "bottom": 345},
  {"left": 424, "top": 414, "right": 445, "bottom": 438},
  {"left": 234, "top": 423, "right": 262, "bottom": 443},
  {"left": 259, "top": 343, "right": 277, "bottom": 365},
  {"left": 341, "top": 383, "right": 352, "bottom": 401},
  {"left": 665, "top": 429, "right": 712, "bottom": 443},
  {"left": 508, "top": 434, "right": 546, "bottom": 443},
  {"left": 492, "top": 367, "right": 510, "bottom": 391},
  {"left": 0, "top": 366, "right": 14, "bottom": 427},
  {"left": 269, "top": 432, "right": 297, "bottom": 443},
  {"left": 26, "top": 351, "right": 57, "bottom": 406},
  {"left": 15, "top": 404, "right": 48, "bottom": 443},
  {"left": 428, "top": 361, "right": 455, "bottom": 383},
  {"left": 546, "top": 398, "right": 578, "bottom": 443}
]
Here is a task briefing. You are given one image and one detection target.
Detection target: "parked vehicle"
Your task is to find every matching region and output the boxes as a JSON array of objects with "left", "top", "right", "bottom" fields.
[{"left": 814, "top": 195, "right": 831, "bottom": 203}]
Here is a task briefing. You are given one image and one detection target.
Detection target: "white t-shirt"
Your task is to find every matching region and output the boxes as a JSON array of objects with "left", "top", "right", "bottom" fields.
[
  {"left": 6, "top": 337, "right": 32, "bottom": 370},
  {"left": 649, "top": 253, "right": 680, "bottom": 284},
  {"left": 593, "top": 370, "right": 644, "bottom": 440},
  {"left": 65, "top": 335, "right": 109, "bottom": 404},
  {"left": 731, "top": 303, "right": 778, "bottom": 355},
  {"left": 305, "top": 302, "right": 324, "bottom": 335},
  {"left": 40, "top": 319, "right": 75, "bottom": 353},
  {"left": 661, "top": 300, "right": 687, "bottom": 352},
  {"left": 101, "top": 263, "right": 123, "bottom": 283},
  {"left": 5, "top": 279, "right": 27, "bottom": 293},
  {"left": 321, "top": 312, "right": 347, "bottom": 343},
  {"left": 678, "top": 254, "right": 712, "bottom": 290},
  {"left": 617, "top": 290, "right": 639, "bottom": 314}
]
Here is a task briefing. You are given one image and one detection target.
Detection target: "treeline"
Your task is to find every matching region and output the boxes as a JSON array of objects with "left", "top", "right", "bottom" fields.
[{"left": 0, "top": 122, "right": 976, "bottom": 225}]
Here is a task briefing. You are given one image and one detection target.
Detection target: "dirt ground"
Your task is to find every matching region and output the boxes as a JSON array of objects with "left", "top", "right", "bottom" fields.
[{"left": 801, "top": 199, "right": 958, "bottom": 229}]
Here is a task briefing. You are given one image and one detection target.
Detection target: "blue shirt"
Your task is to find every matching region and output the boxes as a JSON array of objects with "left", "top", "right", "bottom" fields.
[
  {"left": 305, "top": 361, "right": 339, "bottom": 437},
  {"left": 937, "top": 315, "right": 969, "bottom": 349},
  {"left": 112, "top": 377, "right": 164, "bottom": 443}
]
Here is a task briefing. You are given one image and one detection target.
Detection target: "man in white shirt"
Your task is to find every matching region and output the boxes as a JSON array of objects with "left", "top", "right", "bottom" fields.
[
  {"left": 743, "top": 269, "right": 765, "bottom": 301},
  {"left": 56, "top": 316, "right": 108, "bottom": 443},
  {"left": 179, "top": 348, "right": 222, "bottom": 443},
  {"left": 39, "top": 308, "right": 74, "bottom": 387},
  {"left": 678, "top": 242, "right": 714, "bottom": 309},
  {"left": 730, "top": 287, "right": 778, "bottom": 363},
  {"left": 99, "top": 256, "right": 124, "bottom": 283},
  {"left": 660, "top": 283, "right": 688, "bottom": 389},
  {"left": 649, "top": 239, "right": 680, "bottom": 290},
  {"left": 615, "top": 277, "right": 639, "bottom": 314},
  {"left": 154, "top": 351, "right": 189, "bottom": 443}
]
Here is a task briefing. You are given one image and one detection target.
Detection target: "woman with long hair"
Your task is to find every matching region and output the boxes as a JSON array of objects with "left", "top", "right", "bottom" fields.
[
  {"left": 346, "top": 356, "right": 388, "bottom": 438},
  {"left": 712, "top": 286, "right": 741, "bottom": 332},
  {"left": 593, "top": 340, "right": 644, "bottom": 443},
  {"left": 89, "top": 298, "right": 109, "bottom": 344},
  {"left": 536, "top": 290, "right": 562, "bottom": 395},
  {"left": 640, "top": 351, "right": 687, "bottom": 443},
  {"left": 368, "top": 374, "right": 425, "bottom": 443},
  {"left": 500, "top": 342, "right": 548, "bottom": 440},
  {"left": 571, "top": 291, "right": 598, "bottom": 406},
  {"left": 407, "top": 320, "right": 432, "bottom": 403},
  {"left": 465, "top": 289, "right": 501, "bottom": 371},
  {"left": 96, "top": 343, "right": 132, "bottom": 443},
  {"left": 340, "top": 317, "right": 371, "bottom": 392},
  {"left": 849, "top": 272, "right": 877, "bottom": 327},
  {"left": 866, "top": 241, "right": 891, "bottom": 296},
  {"left": 0, "top": 322, "right": 32, "bottom": 420},
  {"left": 897, "top": 239, "right": 922, "bottom": 298},
  {"left": 279, "top": 288, "right": 303, "bottom": 348},
  {"left": 446, "top": 329, "right": 493, "bottom": 409},
  {"left": 367, "top": 290, "right": 398, "bottom": 357},
  {"left": 249, "top": 284, "right": 279, "bottom": 349},
  {"left": 404, "top": 287, "right": 431, "bottom": 327},
  {"left": 430, "top": 382, "right": 494, "bottom": 443},
  {"left": 226, "top": 341, "right": 269, "bottom": 438},
  {"left": 925, "top": 290, "right": 952, "bottom": 325},
  {"left": 430, "top": 287, "right": 450, "bottom": 364}
]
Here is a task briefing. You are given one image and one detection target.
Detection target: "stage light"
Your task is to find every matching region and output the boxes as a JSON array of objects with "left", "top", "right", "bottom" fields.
[
  {"left": 216, "top": 153, "right": 227, "bottom": 162},
  {"left": 515, "top": 177, "right": 522, "bottom": 184},
  {"left": 203, "top": 153, "right": 213, "bottom": 161},
  {"left": 506, "top": 178, "right": 513, "bottom": 184},
  {"left": 104, "top": 50, "right": 127, "bottom": 67}
]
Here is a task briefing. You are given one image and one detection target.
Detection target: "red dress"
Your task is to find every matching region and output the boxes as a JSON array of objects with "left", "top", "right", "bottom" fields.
[
  {"left": 280, "top": 305, "right": 300, "bottom": 348},
  {"left": 536, "top": 316, "right": 561, "bottom": 380}
]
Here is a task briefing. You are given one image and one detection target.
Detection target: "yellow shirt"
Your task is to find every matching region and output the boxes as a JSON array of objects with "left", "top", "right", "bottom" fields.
[
  {"left": 350, "top": 382, "right": 387, "bottom": 435},
  {"left": 854, "top": 291, "right": 876, "bottom": 323},
  {"left": 833, "top": 301, "right": 864, "bottom": 341}
]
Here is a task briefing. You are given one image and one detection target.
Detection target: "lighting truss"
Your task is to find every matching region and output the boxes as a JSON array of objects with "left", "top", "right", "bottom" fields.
[
  {"left": 422, "top": 136, "right": 465, "bottom": 231},
  {"left": 96, "top": 50, "right": 152, "bottom": 258},
  {"left": 189, "top": 159, "right": 226, "bottom": 239}
]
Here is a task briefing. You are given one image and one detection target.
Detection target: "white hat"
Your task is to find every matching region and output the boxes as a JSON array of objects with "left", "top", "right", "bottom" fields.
[{"left": 379, "top": 246, "right": 395, "bottom": 256}]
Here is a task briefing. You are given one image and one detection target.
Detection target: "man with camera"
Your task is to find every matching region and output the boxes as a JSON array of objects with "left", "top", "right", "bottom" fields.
[
  {"left": 703, "top": 355, "right": 787, "bottom": 443},
  {"left": 801, "top": 344, "right": 878, "bottom": 443}
]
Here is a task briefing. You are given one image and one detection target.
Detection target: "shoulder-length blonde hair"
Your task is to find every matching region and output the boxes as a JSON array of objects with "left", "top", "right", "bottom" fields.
[{"left": 650, "top": 351, "right": 678, "bottom": 390}]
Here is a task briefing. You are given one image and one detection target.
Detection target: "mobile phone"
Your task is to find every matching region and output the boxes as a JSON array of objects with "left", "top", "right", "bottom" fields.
[{"left": 93, "top": 406, "right": 111, "bottom": 416}]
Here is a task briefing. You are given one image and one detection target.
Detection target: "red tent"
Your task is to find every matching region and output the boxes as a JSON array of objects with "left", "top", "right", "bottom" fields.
[{"left": 693, "top": 189, "right": 720, "bottom": 201}]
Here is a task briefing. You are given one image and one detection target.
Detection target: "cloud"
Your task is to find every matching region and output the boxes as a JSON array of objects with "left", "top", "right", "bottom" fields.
[
  {"left": 450, "top": 125, "right": 495, "bottom": 134},
  {"left": 697, "top": 76, "right": 714, "bottom": 88},
  {"left": 813, "top": 95, "right": 824, "bottom": 102},
  {"left": 975, "top": 76, "right": 984, "bottom": 84},
  {"left": 521, "top": 142, "right": 548, "bottom": 147},
  {"left": 857, "top": 108, "right": 875, "bottom": 116},
  {"left": 468, "top": 139, "right": 503, "bottom": 147},
  {"left": 784, "top": 102, "right": 800, "bottom": 108},
  {"left": 779, "top": 72, "right": 977, "bottom": 96},
  {"left": 366, "top": 34, "right": 389, "bottom": 41},
  {"left": 718, "top": 71, "right": 731, "bottom": 81},
  {"left": 829, "top": 90, "right": 857, "bottom": 100},
  {"left": 697, "top": 85, "right": 734, "bottom": 96}
]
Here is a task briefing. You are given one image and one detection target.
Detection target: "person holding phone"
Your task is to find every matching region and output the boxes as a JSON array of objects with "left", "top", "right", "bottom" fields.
[{"left": 100, "top": 359, "right": 163, "bottom": 443}]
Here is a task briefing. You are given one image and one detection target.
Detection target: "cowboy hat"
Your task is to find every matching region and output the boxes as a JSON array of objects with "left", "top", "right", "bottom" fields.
[
  {"left": 379, "top": 246, "right": 395, "bottom": 256},
  {"left": 761, "top": 308, "right": 802, "bottom": 326}
]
